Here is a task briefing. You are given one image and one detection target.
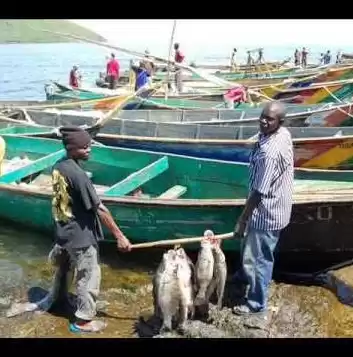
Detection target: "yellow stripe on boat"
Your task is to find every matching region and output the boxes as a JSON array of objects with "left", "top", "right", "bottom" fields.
[{"left": 302, "top": 139, "right": 353, "bottom": 168}]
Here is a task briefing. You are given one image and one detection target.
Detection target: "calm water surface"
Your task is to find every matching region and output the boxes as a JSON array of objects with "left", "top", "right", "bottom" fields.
[{"left": 0, "top": 42, "right": 338, "bottom": 101}]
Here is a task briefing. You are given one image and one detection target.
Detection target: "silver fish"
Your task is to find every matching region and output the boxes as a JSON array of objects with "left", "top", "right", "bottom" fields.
[
  {"left": 175, "top": 247, "right": 195, "bottom": 332},
  {"left": 194, "top": 231, "right": 214, "bottom": 306},
  {"left": 206, "top": 234, "right": 227, "bottom": 309},
  {"left": 153, "top": 247, "right": 195, "bottom": 333},
  {"left": 152, "top": 249, "right": 173, "bottom": 319},
  {"left": 153, "top": 249, "right": 180, "bottom": 332}
]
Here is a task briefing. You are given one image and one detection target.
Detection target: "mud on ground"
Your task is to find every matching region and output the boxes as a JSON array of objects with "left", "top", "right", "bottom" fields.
[{"left": 2, "top": 247, "right": 353, "bottom": 338}]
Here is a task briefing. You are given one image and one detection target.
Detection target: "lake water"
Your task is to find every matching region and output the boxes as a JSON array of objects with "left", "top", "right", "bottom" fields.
[{"left": 0, "top": 42, "right": 339, "bottom": 101}]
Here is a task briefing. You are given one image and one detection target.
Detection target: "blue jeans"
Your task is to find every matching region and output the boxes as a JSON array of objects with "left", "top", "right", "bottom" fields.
[{"left": 235, "top": 227, "right": 280, "bottom": 312}]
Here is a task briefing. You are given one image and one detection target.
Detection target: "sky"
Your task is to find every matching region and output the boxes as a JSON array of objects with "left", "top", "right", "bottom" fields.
[{"left": 71, "top": 19, "right": 353, "bottom": 60}]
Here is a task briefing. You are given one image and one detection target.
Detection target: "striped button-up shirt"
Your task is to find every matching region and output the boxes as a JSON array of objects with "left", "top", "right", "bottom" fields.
[{"left": 248, "top": 126, "right": 294, "bottom": 231}]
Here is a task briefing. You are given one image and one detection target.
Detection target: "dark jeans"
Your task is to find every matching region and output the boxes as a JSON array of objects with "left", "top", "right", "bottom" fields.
[{"left": 234, "top": 227, "right": 280, "bottom": 312}]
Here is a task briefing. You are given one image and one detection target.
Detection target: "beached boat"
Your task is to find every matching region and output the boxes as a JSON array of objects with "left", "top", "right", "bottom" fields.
[
  {"left": 45, "top": 81, "right": 226, "bottom": 108},
  {"left": 260, "top": 78, "right": 353, "bottom": 104},
  {"left": 152, "top": 64, "right": 313, "bottom": 82},
  {"left": 9, "top": 120, "right": 353, "bottom": 170},
  {"left": 7, "top": 101, "right": 349, "bottom": 130},
  {"left": 1, "top": 134, "right": 353, "bottom": 254}
]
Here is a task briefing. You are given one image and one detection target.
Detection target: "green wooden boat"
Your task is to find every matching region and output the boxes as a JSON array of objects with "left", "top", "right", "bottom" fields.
[
  {"left": 45, "top": 82, "right": 229, "bottom": 110},
  {"left": 1, "top": 134, "right": 353, "bottom": 255}
]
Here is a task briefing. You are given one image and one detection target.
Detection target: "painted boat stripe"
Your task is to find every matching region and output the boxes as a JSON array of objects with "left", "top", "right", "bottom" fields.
[
  {"left": 323, "top": 105, "right": 353, "bottom": 126},
  {"left": 294, "top": 141, "right": 339, "bottom": 166},
  {"left": 301, "top": 139, "right": 353, "bottom": 168}
]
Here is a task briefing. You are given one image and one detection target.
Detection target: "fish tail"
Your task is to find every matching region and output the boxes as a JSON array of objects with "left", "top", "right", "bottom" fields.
[{"left": 194, "top": 287, "right": 207, "bottom": 306}]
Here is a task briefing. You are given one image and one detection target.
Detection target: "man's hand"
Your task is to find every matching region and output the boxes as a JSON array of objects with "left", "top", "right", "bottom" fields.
[
  {"left": 234, "top": 218, "right": 247, "bottom": 239},
  {"left": 115, "top": 234, "right": 132, "bottom": 252}
]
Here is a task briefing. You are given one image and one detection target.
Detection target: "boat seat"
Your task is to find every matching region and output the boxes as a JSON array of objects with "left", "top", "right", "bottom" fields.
[{"left": 158, "top": 185, "right": 187, "bottom": 199}]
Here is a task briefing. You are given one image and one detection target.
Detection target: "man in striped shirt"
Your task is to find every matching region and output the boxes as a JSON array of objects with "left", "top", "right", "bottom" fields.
[{"left": 232, "top": 101, "right": 294, "bottom": 316}]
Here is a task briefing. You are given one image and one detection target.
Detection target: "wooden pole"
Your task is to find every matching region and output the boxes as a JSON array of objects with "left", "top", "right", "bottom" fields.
[
  {"left": 165, "top": 20, "right": 177, "bottom": 100},
  {"left": 131, "top": 231, "right": 234, "bottom": 249}
]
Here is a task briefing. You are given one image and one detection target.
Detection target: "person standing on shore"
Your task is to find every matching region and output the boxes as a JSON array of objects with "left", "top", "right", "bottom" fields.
[
  {"left": 49, "top": 126, "right": 132, "bottom": 333},
  {"left": 106, "top": 53, "right": 120, "bottom": 90},
  {"left": 301, "top": 47, "right": 308, "bottom": 68},
  {"left": 232, "top": 101, "right": 294, "bottom": 316},
  {"left": 230, "top": 48, "right": 237, "bottom": 70},
  {"left": 173, "top": 43, "right": 185, "bottom": 94},
  {"left": 69, "top": 65, "right": 81, "bottom": 88}
]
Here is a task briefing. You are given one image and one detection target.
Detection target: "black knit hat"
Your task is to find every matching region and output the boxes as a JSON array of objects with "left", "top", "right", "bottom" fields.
[{"left": 59, "top": 126, "right": 92, "bottom": 149}]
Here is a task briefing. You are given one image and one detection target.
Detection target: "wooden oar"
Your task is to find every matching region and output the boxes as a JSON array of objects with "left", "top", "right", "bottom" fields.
[{"left": 130, "top": 231, "right": 234, "bottom": 249}]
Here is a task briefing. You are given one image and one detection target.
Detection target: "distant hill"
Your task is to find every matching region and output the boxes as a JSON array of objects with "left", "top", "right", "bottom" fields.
[{"left": 0, "top": 20, "right": 106, "bottom": 44}]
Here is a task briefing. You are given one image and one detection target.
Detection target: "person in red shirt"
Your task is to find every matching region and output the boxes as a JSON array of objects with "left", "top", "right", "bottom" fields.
[
  {"left": 173, "top": 43, "right": 185, "bottom": 93},
  {"left": 223, "top": 85, "right": 249, "bottom": 108},
  {"left": 69, "top": 65, "right": 81, "bottom": 88},
  {"left": 106, "top": 53, "right": 120, "bottom": 90}
]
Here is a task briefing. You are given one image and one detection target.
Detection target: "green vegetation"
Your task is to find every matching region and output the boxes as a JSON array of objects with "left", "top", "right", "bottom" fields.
[{"left": 0, "top": 20, "right": 106, "bottom": 44}]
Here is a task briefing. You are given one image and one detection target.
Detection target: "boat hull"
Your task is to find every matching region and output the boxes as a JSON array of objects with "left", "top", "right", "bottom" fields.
[
  {"left": 0, "top": 185, "right": 352, "bottom": 255},
  {"left": 0, "top": 134, "right": 353, "bottom": 255},
  {"left": 89, "top": 134, "right": 353, "bottom": 170}
]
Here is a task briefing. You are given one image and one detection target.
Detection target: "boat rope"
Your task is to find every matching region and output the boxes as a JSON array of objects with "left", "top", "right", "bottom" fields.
[{"left": 322, "top": 85, "right": 343, "bottom": 103}]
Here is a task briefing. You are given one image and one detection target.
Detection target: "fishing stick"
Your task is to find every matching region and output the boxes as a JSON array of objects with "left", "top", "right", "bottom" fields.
[{"left": 130, "top": 231, "right": 234, "bottom": 249}]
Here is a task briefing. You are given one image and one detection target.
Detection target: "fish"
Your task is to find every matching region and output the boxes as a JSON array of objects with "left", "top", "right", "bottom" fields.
[
  {"left": 152, "top": 249, "right": 172, "bottom": 319},
  {"left": 194, "top": 230, "right": 215, "bottom": 307},
  {"left": 6, "top": 245, "right": 74, "bottom": 318},
  {"left": 175, "top": 247, "right": 195, "bottom": 332},
  {"left": 152, "top": 248, "right": 195, "bottom": 333},
  {"left": 205, "top": 231, "right": 227, "bottom": 309},
  {"left": 153, "top": 249, "right": 180, "bottom": 332}
]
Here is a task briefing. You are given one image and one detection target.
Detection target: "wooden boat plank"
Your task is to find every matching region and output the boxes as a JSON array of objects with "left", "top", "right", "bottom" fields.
[
  {"left": 104, "top": 156, "right": 169, "bottom": 197},
  {"left": 158, "top": 185, "right": 187, "bottom": 199}
]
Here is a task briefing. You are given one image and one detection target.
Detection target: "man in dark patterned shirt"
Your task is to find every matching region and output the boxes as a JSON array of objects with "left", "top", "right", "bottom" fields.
[{"left": 50, "top": 126, "right": 131, "bottom": 333}]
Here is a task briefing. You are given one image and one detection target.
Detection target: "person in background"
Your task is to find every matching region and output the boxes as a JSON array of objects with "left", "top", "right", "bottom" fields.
[
  {"left": 301, "top": 47, "right": 308, "bottom": 68},
  {"left": 256, "top": 48, "right": 264, "bottom": 64},
  {"left": 69, "top": 65, "right": 81, "bottom": 88},
  {"left": 130, "top": 61, "right": 150, "bottom": 91},
  {"left": 49, "top": 126, "right": 132, "bottom": 333},
  {"left": 230, "top": 48, "right": 237, "bottom": 70},
  {"left": 324, "top": 50, "right": 331, "bottom": 65},
  {"left": 106, "top": 53, "right": 120, "bottom": 90},
  {"left": 173, "top": 43, "right": 185, "bottom": 94},
  {"left": 246, "top": 51, "right": 255, "bottom": 69},
  {"left": 336, "top": 51, "right": 342, "bottom": 64},
  {"left": 319, "top": 53, "right": 325, "bottom": 66},
  {"left": 142, "top": 49, "right": 155, "bottom": 82},
  {"left": 232, "top": 101, "right": 294, "bottom": 317},
  {"left": 223, "top": 85, "right": 249, "bottom": 109},
  {"left": 294, "top": 49, "right": 300, "bottom": 66}
]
